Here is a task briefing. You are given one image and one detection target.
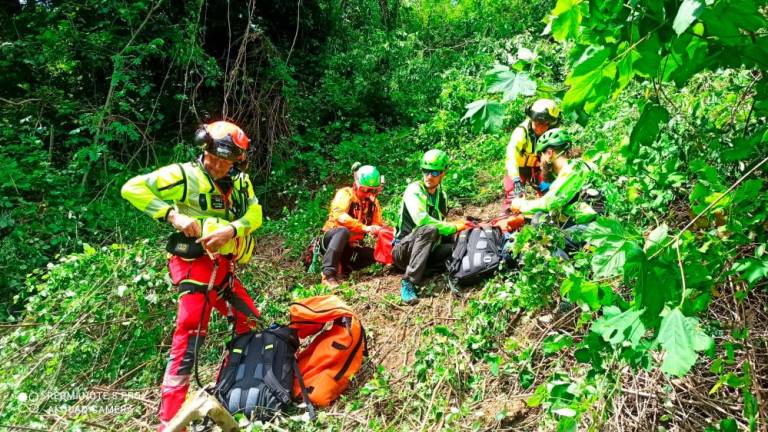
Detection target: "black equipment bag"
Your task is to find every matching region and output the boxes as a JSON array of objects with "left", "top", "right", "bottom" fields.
[
  {"left": 215, "top": 326, "right": 316, "bottom": 421},
  {"left": 166, "top": 231, "right": 205, "bottom": 259},
  {"left": 447, "top": 225, "right": 504, "bottom": 287}
]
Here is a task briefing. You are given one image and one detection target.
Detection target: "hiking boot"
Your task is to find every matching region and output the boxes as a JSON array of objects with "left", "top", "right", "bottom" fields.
[
  {"left": 400, "top": 279, "right": 418, "bottom": 305},
  {"left": 322, "top": 273, "right": 340, "bottom": 288}
]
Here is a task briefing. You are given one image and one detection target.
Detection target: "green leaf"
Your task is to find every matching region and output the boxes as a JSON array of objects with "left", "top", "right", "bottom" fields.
[
  {"left": 584, "top": 218, "right": 643, "bottom": 278},
  {"left": 632, "top": 33, "right": 662, "bottom": 77},
  {"left": 625, "top": 253, "right": 678, "bottom": 327},
  {"left": 672, "top": 0, "right": 705, "bottom": 35},
  {"left": 560, "top": 276, "right": 598, "bottom": 310},
  {"left": 719, "top": 418, "right": 738, "bottom": 432},
  {"left": 657, "top": 308, "right": 714, "bottom": 377},
  {"left": 628, "top": 103, "right": 669, "bottom": 156},
  {"left": 542, "top": 334, "right": 574, "bottom": 355},
  {"left": 644, "top": 224, "right": 669, "bottom": 254},
  {"left": 731, "top": 256, "right": 768, "bottom": 287},
  {"left": 462, "top": 99, "right": 505, "bottom": 133},
  {"left": 486, "top": 71, "right": 537, "bottom": 102},
  {"left": 563, "top": 45, "right": 613, "bottom": 112},
  {"left": 701, "top": 0, "right": 766, "bottom": 46},
  {"left": 592, "top": 306, "right": 646, "bottom": 348},
  {"left": 547, "top": 0, "right": 583, "bottom": 42}
]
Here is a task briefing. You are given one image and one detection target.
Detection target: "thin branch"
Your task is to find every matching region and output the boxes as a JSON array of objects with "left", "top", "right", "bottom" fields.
[
  {"left": 728, "top": 70, "right": 761, "bottom": 132},
  {"left": 285, "top": 0, "right": 302, "bottom": 65}
]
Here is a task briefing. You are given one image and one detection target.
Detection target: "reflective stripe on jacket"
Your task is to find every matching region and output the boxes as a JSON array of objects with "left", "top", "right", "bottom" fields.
[
  {"left": 505, "top": 119, "right": 539, "bottom": 179},
  {"left": 396, "top": 181, "right": 455, "bottom": 240},
  {"left": 120, "top": 161, "right": 262, "bottom": 238},
  {"left": 321, "top": 186, "right": 384, "bottom": 244}
]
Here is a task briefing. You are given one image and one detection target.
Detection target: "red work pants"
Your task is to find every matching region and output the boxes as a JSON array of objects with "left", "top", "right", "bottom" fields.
[{"left": 159, "top": 254, "right": 261, "bottom": 429}]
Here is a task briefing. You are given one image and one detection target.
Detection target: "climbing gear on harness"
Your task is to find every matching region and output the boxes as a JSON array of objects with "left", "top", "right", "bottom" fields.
[{"left": 166, "top": 231, "right": 205, "bottom": 259}]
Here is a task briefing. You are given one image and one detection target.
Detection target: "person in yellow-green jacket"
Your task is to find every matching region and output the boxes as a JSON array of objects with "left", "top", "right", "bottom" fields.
[
  {"left": 121, "top": 120, "right": 264, "bottom": 431},
  {"left": 508, "top": 128, "right": 599, "bottom": 226},
  {"left": 503, "top": 99, "right": 562, "bottom": 213},
  {"left": 392, "top": 149, "right": 469, "bottom": 304}
]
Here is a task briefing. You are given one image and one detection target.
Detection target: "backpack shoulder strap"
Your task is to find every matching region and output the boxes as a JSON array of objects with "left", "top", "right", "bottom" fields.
[
  {"left": 292, "top": 357, "right": 317, "bottom": 421},
  {"left": 448, "top": 229, "right": 471, "bottom": 272}
]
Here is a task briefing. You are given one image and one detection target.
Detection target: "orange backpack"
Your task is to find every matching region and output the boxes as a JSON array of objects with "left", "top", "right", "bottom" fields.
[{"left": 289, "top": 295, "right": 367, "bottom": 407}]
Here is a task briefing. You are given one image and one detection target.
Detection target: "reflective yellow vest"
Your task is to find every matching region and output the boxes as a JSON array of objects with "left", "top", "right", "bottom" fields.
[
  {"left": 121, "top": 160, "right": 262, "bottom": 263},
  {"left": 505, "top": 119, "right": 539, "bottom": 179}
]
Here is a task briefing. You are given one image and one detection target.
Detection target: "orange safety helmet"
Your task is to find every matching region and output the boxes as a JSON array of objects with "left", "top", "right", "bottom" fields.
[{"left": 194, "top": 121, "right": 250, "bottom": 163}]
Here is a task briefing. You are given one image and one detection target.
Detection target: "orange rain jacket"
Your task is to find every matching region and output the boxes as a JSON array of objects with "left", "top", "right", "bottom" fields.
[{"left": 322, "top": 186, "right": 384, "bottom": 244}]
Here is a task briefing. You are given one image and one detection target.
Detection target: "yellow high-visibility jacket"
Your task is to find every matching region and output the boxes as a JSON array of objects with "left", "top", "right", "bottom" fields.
[
  {"left": 505, "top": 119, "right": 539, "bottom": 179},
  {"left": 121, "top": 161, "right": 262, "bottom": 261}
]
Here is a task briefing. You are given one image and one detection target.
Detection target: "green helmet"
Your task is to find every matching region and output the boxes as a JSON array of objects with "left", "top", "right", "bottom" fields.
[
  {"left": 535, "top": 128, "right": 572, "bottom": 153},
  {"left": 355, "top": 165, "right": 381, "bottom": 187},
  {"left": 420, "top": 149, "right": 449, "bottom": 171}
]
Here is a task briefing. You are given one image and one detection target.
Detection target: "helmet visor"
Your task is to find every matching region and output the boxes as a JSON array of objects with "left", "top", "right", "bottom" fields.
[
  {"left": 206, "top": 137, "right": 245, "bottom": 162},
  {"left": 531, "top": 111, "right": 556, "bottom": 123}
]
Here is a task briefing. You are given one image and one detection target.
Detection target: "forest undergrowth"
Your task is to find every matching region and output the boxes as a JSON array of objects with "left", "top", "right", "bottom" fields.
[{"left": 2, "top": 0, "right": 768, "bottom": 431}]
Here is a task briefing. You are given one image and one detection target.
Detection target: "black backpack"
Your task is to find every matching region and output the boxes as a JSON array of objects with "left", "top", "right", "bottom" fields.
[
  {"left": 214, "top": 326, "right": 315, "bottom": 421},
  {"left": 447, "top": 225, "right": 505, "bottom": 289}
]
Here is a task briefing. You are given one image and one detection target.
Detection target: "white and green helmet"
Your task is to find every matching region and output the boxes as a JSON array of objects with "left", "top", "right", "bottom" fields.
[{"left": 535, "top": 128, "right": 572, "bottom": 153}]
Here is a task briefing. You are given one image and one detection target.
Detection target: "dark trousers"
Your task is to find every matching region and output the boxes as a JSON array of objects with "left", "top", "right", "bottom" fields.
[
  {"left": 391, "top": 225, "right": 453, "bottom": 285},
  {"left": 321, "top": 227, "right": 375, "bottom": 276}
]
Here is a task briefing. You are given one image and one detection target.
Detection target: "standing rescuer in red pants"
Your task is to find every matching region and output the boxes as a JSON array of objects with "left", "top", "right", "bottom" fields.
[{"left": 121, "top": 120, "right": 265, "bottom": 431}]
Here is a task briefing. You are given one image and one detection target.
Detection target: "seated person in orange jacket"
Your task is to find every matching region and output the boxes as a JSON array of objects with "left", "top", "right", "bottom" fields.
[{"left": 320, "top": 163, "right": 387, "bottom": 287}]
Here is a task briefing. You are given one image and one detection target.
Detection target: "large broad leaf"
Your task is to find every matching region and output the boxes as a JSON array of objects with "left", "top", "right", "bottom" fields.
[
  {"left": 672, "top": 0, "right": 705, "bottom": 35},
  {"left": 487, "top": 71, "right": 537, "bottom": 102},
  {"left": 547, "top": 0, "right": 583, "bottom": 42},
  {"left": 627, "top": 103, "right": 669, "bottom": 156},
  {"left": 591, "top": 306, "right": 646, "bottom": 348},
  {"left": 624, "top": 252, "right": 680, "bottom": 328},
  {"left": 701, "top": 0, "right": 766, "bottom": 46},
  {"left": 560, "top": 275, "right": 604, "bottom": 311},
  {"left": 462, "top": 99, "right": 505, "bottom": 133},
  {"left": 563, "top": 45, "right": 614, "bottom": 112},
  {"left": 662, "top": 35, "right": 709, "bottom": 86},
  {"left": 632, "top": 33, "right": 661, "bottom": 77},
  {"left": 584, "top": 218, "right": 643, "bottom": 278},
  {"left": 657, "top": 308, "right": 714, "bottom": 377},
  {"left": 731, "top": 256, "right": 768, "bottom": 287}
]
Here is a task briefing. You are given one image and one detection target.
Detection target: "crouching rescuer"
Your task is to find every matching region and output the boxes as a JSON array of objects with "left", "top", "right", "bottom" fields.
[
  {"left": 319, "top": 163, "right": 386, "bottom": 287},
  {"left": 121, "top": 121, "right": 265, "bottom": 431},
  {"left": 392, "top": 150, "right": 469, "bottom": 305}
]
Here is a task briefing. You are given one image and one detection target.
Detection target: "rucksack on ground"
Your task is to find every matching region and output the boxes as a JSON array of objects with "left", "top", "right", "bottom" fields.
[
  {"left": 447, "top": 224, "right": 505, "bottom": 289},
  {"left": 214, "top": 326, "right": 315, "bottom": 421},
  {"left": 289, "top": 295, "right": 367, "bottom": 407}
]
